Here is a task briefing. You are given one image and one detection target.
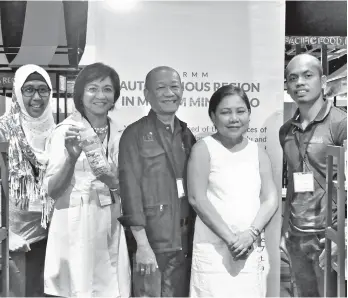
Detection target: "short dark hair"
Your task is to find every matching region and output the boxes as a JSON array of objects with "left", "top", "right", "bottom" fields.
[
  {"left": 208, "top": 85, "right": 251, "bottom": 120},
  {"left": 73, "top": 62, "right": 121, "bottom": 116}
]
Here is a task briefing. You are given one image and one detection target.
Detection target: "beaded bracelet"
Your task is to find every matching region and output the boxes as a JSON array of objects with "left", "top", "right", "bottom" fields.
[
  {"left": 248, "top": 226, "right": 261, "bottom": 243},
  {"left": 248, "top": 229, "right": 258, "bottom": 242},
  {"left": 249, "top": 225, "right": 261, "bottom": 237}
]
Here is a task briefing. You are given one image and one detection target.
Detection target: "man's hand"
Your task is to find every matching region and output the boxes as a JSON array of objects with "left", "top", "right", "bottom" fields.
[
  {"left": 319, "top": 238, "right": 338, "bottom": 270},
  {"left": 9, "top": 231, "right": 30, "bottom": 252},
  {"left": 135, "top": 244, "right": 158, "bottom": 275}
]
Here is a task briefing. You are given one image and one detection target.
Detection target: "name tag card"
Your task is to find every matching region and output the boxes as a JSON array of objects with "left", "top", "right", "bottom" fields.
[
  {"left": 93, "top": 180, "right": 113, "bottom": 207},
  {"left": 176, "top": 178, "right": 185, "bottom": 198},
  {"left": 293, "top": 172, "right": 314, "bottom": 193},
  {"left": 97, "top": 190, "right": 113, "bottom": 206}
]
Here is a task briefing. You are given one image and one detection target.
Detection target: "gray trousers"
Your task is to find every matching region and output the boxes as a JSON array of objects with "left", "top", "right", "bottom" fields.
[{"left": 286, "top": 233, "right": 337, "bottom": 297}]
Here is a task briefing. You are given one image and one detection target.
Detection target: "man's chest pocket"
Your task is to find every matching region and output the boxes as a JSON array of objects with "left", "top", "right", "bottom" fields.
[
  {"left": 307, "top": 140, "right": 328, "bottom": 165},
  {"left": 139, "top": 143, "right": 167, "bottom": 174}
]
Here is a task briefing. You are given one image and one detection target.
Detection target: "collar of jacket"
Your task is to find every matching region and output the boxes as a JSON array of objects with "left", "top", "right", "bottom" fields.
[{"left": 147, "top": 109, "right": 188, "bottom": 132}]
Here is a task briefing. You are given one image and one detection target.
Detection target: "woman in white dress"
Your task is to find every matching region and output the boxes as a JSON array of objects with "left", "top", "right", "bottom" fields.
[
  {"left": 188, "top": 85, "right": 279, "bottom": 297},
  {"left": 43, "top": 63, "right": 131, "bottom": 297}
]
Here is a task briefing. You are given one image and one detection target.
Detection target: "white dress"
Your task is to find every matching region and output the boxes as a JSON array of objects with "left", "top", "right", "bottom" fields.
[
  {"left": 43, "top": 115, "right": 131, "bottom": 298},
  {"left": 190, "top": 136, "right": 269, "bottom": 298}
]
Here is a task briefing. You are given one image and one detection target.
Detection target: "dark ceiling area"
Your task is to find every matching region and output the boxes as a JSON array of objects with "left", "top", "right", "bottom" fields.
[
  {"left": 285, "top": 1, "right": 347, "bottom": 76},
  {"left": 286, "top": 1, "right": 347, "bottom": 36}
]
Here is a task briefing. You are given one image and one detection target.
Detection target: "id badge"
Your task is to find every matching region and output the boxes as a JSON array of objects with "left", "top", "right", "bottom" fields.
[
  {"left": 293, "top": 172, "right": 314, "bottom": 193},
  {"left": 176, "top": 178, "right": 185, "bottom": 198},
  {"left": 93, "top": 180, "right": 113, "bottom": 207}
]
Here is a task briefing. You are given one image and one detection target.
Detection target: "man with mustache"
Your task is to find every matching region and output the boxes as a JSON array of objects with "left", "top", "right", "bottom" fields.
[
  {"left": 280, "top": 54, "right": 347, "bottom": 297},
  {"left": 118, "top": 66, "right": 196, "bottom": 297}
]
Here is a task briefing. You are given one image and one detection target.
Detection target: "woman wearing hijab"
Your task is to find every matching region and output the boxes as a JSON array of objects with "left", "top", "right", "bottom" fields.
[
  {"left": 0, "top": 64, "right": 55, "bottom": 296},
  {"left": 43, "top": 62, "right": 130, "bottom": 297}
]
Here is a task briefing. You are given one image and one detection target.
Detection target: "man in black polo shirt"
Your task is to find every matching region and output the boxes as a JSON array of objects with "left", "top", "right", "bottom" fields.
[
  {"left": 118, "top": 66, "right": 196, "bottom": 297},
  {"left": 280, "top": 54, "right": 347, "bottom": 297}
]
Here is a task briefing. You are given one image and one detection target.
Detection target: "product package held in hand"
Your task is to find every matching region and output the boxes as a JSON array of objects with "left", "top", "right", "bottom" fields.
[{"left": 79, "top": 128, "right": 111, "bottom": 177}]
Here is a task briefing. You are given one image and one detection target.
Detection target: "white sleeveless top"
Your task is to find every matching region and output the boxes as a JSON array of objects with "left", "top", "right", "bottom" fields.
[{"left": 194, "top": 136, "right": 261, "bottom": 244}]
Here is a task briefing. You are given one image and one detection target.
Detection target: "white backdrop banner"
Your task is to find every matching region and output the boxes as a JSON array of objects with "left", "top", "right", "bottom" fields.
[{"left": 82, "top": 1, "right": 285, "bottom": 295}]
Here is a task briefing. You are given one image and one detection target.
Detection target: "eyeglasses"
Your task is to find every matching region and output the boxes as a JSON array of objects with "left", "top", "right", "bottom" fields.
[
  {"left": 21, "top": 86, "right": 51, "bottom": 97},
  {"left": 85, "top": 86, "right": 114, "bottom": 95}
]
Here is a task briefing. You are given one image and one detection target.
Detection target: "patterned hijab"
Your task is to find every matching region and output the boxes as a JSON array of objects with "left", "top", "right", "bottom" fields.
[{"left": 0, "top": 64, "right": 56, "bottom": 228}]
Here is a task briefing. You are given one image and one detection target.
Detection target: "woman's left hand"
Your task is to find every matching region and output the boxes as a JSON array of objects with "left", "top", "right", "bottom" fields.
[{"left": 229, "top": 230, "right": 254, "bottom": 259}]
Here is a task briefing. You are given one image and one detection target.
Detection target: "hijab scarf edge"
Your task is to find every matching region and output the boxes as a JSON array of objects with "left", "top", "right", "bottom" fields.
[{"left": 0, "top": 64, "right": 55, "bottom": 228}]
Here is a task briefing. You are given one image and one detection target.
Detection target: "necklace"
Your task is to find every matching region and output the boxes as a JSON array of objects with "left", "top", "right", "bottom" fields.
[{"left": 93, "top": 125, "right": 108, "bottom": 135}]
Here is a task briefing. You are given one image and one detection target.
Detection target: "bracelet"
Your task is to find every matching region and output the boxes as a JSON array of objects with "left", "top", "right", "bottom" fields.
[
  {"left": 248, "top": 229, "right": 257, "bottom": 242},
  {"left": 109, "top": 187, "right": 118, "bottom": 192},
  {"left": 248, "top": 228, "right": 258, "bottom": 238},
  {"left": 249, "top": 225, "right": 261, "bottom": 236}
]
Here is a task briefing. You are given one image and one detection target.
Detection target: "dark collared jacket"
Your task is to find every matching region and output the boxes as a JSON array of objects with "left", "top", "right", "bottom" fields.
[{"left": 118, "top": 110, "right": 196, "bottom": 253}]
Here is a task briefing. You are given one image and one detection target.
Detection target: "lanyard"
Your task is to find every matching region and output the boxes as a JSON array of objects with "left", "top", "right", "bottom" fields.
[
  {"left": 152, "top": 120, "right": 178, "bottom": 178},
  {"left": 104, "top": 120, "right": 111, "bottom": 159},
  {"left": 292, "top": 123, "right": 318, "bottom": 164},
  {"left": 293, "top": 123, "right": 327, "bottom": 192},
  {"left": 84, "top": 117, "right": 111, "bottom": 159}
]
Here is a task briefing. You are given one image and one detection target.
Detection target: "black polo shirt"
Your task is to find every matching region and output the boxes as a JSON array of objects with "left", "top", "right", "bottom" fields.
[{"left": 279, "top": 100, "right": 347, "bottom": 234}]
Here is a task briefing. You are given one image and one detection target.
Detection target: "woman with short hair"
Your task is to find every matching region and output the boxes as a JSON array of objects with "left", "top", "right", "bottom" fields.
[{"left": 43, "top": 62, "right": 131, "bottom": 297}]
